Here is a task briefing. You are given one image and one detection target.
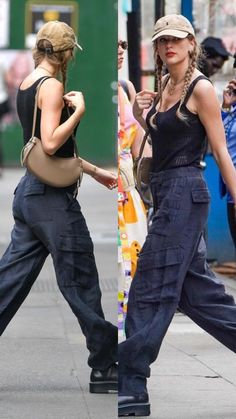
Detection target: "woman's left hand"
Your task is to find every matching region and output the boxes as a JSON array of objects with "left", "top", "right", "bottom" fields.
[{"left": 92, "top": 167, "right": 118, "bottom": 189}]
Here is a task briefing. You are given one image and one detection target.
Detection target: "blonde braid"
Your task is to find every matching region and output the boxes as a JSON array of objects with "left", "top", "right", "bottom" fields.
[
  {"left": 60, "top": 61, "right": 68, "bottom": 89},
  {"left": 150, "top": 49, "right": 165, "bottom": 129},
  {"left": 176, "top": 42, "right": 198, "bottom": 122}
]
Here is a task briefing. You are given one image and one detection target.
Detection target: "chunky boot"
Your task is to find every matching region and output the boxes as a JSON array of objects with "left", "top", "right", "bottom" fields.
[
  {"left": 89, "top": 363, "right": 118, "bottom": 393},
  {"left": 118, "top": 393, "right": 150, "bottom": 417}
]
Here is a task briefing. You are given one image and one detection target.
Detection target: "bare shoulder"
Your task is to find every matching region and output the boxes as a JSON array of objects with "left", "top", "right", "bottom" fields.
[
  {"left": 41, "top": 77, "right": 63, "bottom": 94},
  {"left": 192, "top": 76, "right": 215, "bottom": 100},
  {"left": 125, "top": 79, "right": 136, "bottom": 103},
  {"left": 126, "top": 79, "right": 135, "bottom": 91},
  {"left": 39, "top": 78, "right": 64, "bottom": 109},
  {"left": 192, "top": 75, "right": 221, "bottom": 117}
]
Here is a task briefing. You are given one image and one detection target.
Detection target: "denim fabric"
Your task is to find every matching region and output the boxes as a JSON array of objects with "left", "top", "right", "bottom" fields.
[
  {"left": 0, "top": 172, "right": 117, "bottom": 370},
  {"left": 119, "top": 166, "right": 236, "bottom": 395}
]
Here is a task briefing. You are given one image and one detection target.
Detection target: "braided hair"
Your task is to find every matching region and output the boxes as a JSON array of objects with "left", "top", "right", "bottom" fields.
[{"left": 33, "top": 39, "right": 71, "bottom": 88}]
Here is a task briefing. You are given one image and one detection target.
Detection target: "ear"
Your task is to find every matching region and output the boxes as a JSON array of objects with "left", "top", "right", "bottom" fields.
[
  {"left": 188, "top": 50, "right": 193, "bottom": 58},
  {"left": 188, "top": 37, "right": 195, "bottom": 58}
]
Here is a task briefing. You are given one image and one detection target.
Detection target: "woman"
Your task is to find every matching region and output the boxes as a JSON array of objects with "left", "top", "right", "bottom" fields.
[
  {"left": 220, "top": 79, "right": 236, "bottom": 247},
  {"left": 118, "top": 39, "right": 149, "bottom": 336},
  {"left": 0, "top": 21, "right": 117, "bottom": 394},
  {"left": 118, "top": 14, "right": 236, "bottom": 417}
]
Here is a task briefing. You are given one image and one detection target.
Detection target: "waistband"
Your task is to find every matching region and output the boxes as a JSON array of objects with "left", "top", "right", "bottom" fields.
[{"left": 150, "top": 166, "right": 203, "bottom": 182}]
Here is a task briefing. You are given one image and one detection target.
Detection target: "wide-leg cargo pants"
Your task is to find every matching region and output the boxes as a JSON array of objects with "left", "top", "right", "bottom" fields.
[
  {"left": 119, "top": 166, "right": 236, "bottom": 394},
  {"left": 0, "top": 172, "right": 117, "bottom": 370}
]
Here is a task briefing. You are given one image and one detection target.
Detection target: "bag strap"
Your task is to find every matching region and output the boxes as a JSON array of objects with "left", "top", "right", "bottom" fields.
[
  {"left": 32, "top": 76, "right": 78, "bottom": 158},
  {"left": 137, "top": 75, "right": 170, "bottom": 160},
  {"left": 66, "top": 107, "right": 78, "bottom": 157},
  {"left": 31, "top": 76, "right": 50, "bottom": 139},
  {"left": 119, "top": 79, "right": 131, "bottom": 101}
]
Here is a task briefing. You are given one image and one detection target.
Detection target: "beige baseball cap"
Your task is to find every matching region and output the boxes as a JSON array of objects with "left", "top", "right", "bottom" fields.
[
  {"left": 36, "top": 21, "right": 83, "bottom": 53},
  {"left": 152, "top": 14, "right": 195, "bottom": 42}
]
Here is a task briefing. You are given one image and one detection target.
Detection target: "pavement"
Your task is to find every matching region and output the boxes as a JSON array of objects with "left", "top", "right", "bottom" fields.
[{"left": 1, "top": 169, "right": 236, "bottom": 419}]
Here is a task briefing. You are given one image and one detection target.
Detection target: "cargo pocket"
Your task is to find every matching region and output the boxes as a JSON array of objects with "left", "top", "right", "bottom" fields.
[
  {"left": 135, "top": 246, "right": 183, "bottom": 306},
  {"left": 23, "top": 180, "right": 46, "bottom": 197},
  {"left": 57, "top": 235, "right": 95, "bottom": 288},
  {"left": 23, "top": 183, "right": 53, "bottom": 222},
  {"left": 191, "top": 188, "right": 210, "bottom": 203}
]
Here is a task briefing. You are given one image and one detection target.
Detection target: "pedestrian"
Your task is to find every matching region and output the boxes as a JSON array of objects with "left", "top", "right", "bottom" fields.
[
  {"left": 200, "top": 36, "right": 231, "bottom": 78},
  {"left": 220, "top": 78, "right": 236, "bottom": 247},
  {"left": 118, "top": 14, "right": 236, "bottom": 417},
  {"left": 118, "top": 39, "right": 150, "bottom": 336},
  {"left": 0, "top": 21, "right": 118, "bottom": 394},
  {"left": 0, "top": 60, "right": 11, "bottom": 176}
]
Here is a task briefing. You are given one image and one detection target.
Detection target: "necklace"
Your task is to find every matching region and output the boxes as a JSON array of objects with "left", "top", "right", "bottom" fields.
[
  {"left": 37, "top": 66, "right": 54, "bottom": 75},
  {"left": 168, "top": 77, "right": 185, "bottom": 96}
]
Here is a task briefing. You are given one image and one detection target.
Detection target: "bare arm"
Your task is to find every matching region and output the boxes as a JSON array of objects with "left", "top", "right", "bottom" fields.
[
  {"left": 121, "top": 81, "right": 152, "bottom": 158},
  {"left": 125, "top": 80, "right": 137, "bottom": 106},
  {"left": 131, "top": 125, "right": 152, "bottom": 159},
  {"left": 81, "top": 158, "right": 117, "bottom": 189},
  {"left": 195, "top": 80, "right": 236, "bottom": 204},
  {"left": 39, "top": 78, "right": 85, "bottom": 155}
]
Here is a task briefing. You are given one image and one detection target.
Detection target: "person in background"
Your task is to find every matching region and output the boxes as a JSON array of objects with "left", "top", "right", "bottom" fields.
[
  {"left": 220, "top": 78, "right": 236, "bottom": 247},
  {"left": 200, "top": 36, "right": 231, "bottom": 78},
  {"left": 0, "top": 61, "right": 11, "bottom": 177},
  {"left": 118, "top": 39, "right": 150, "bottom": 336}
]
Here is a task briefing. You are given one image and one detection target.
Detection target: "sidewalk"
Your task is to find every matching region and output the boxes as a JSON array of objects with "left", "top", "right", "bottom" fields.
[
  {"left": 0, "top": 169, "right": 117, "bottom": 419},
  {"left": 146, "top": 274, "right": 236, "bottom": 419}
]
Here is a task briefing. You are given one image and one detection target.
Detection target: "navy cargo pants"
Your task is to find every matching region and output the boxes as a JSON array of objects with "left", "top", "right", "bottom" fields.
[
  {"left": 119, "top": 166, "right": 236, "bottom": 394},
  {"left": 0, "top": 172, "right": 117, "bottom": 370}
]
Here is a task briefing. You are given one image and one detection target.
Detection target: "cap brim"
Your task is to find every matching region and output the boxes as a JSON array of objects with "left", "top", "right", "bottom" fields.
[
  {"left": 211, "top": 47, "right": 231, "bottom": 58},
  {"left": 152, "top": 29, "right": 189, "bottom": 42},
  {"left": 75, "top": 42, "right": 83, "bottom": 51}
]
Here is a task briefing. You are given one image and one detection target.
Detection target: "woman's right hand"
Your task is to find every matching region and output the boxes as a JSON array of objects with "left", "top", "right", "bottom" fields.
[
  {"left": 133, "top": 90, "right": 157, "bottom": 119},
  {"left": 63, "top": 91, "right": 85, "bottom": 116},
  {"left": 92, "top": 167, "right": 118, "bottom": 189}
]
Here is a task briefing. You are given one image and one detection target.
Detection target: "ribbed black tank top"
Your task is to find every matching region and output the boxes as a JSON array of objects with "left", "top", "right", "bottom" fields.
[
  {"left": 16, "top": 76, "right": 76, "bottom": 158},
  {"left": 146, "top": 75, "right": 209, "bottom": 172}
]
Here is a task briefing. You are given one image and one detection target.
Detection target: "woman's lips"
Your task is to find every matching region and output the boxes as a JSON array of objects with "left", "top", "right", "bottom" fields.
[{"left": 166, "top": 52, "right": 176, "bottom": 57}]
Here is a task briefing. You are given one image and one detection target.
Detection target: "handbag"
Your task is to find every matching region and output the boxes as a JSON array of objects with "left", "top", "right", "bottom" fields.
[
  {"left": 20, "top": 77, "right": 83, "bottom": 188},
  {"left": 133, "top": 130, "right": 153, "bottom": 207}
]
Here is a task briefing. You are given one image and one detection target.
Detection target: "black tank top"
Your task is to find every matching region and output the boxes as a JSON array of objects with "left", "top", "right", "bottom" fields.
[
  {"left": 16, "top": 76, "right": 77, "bottom": 158},
  {"left": 146, "top": 75, "right": 209, "bottom": 172}
]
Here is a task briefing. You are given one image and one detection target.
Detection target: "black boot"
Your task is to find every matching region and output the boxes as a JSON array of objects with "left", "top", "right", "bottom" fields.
[
  {"left": 118, "top": 393, "right": 150, "bottom": 417},
  {"left": 89, "top": 363, "right": 118, "bottom": 394}
]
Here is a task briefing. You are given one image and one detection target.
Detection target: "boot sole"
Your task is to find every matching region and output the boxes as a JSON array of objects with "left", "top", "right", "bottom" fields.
[
  {"left": 118, "top": 402, "right": 150, "bottom": 417},
  {"left": 89, "top": 381, "right": 117, "bottom": 394}
]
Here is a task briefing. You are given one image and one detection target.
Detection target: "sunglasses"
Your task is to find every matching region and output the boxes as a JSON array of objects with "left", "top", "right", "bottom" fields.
[{"left": 118, "top": 40, "right": 128, "bottom": 50}]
